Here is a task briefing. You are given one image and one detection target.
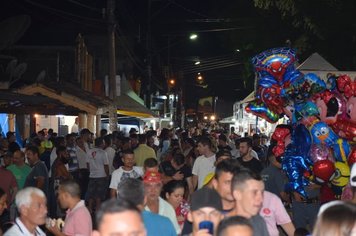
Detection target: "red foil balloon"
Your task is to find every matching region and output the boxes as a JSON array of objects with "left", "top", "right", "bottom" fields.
[
  {"left": 348, "top": 148, "right": 356, "bottom": 166},
  {"left": 313, "top": 160, "right": 336, "bottom": 183},
  {"left": 337, "top": 75, "right": 356, "bottom": 99},
  {"left": 331, "top": 118, "right": 356, "bottom": 142},
  {"left": 271, "top": 126, "right": 291, "bottom": 157}
]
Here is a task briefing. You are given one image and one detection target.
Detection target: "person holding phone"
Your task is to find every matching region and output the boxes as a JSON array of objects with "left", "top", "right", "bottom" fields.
[{"left": 186, "top": 188, "right": 224, "bottom": 236}]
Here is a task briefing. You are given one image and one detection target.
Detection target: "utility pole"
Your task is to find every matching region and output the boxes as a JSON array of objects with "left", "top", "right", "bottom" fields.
[
  {"left": 145, "top": 0, "right": 152, "bottom": 108},
  {"left": 107, "top": 0, "right": 118, "bottom": 132}
]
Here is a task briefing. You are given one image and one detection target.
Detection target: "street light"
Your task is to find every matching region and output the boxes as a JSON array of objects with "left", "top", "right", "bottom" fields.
[
  {"left": 196, "top": 73, "right": 204, "bottom": 84},
  {"left": 194, "top": 61, "right": 201, "bottom": 65},
  {"left": 189, "top": 33, "right": 198, "bottom": 40},
  {"left": 168, "top": 79, "right": 176, "bottom": 87}
]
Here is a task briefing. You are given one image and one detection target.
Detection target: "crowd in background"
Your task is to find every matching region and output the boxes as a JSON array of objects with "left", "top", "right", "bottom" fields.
[{"left": 0, "top": 123, "right": 355, "bottom": 236}]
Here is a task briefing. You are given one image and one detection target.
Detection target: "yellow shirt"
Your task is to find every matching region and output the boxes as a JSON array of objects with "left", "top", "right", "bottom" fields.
[{"left": 134, "top": 144, "right": 157, "bottom": 166}]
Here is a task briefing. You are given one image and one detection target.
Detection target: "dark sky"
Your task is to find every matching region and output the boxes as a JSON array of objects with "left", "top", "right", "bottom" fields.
[{"left": 2, "top": 0, "right": 356, "bottom": 109}]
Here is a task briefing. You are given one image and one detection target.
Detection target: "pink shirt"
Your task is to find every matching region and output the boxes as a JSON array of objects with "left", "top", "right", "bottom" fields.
[
  {"left": 63, "top": 200, "right": 92, "bottom": 236},
  {"left": 260, "top": 191, "right": 291, "bottom": 236}
]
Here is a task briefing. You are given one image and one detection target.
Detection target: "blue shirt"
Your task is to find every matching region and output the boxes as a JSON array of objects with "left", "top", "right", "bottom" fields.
[{"left": 142, "top": 210, "right": 177, "bottom": 236}]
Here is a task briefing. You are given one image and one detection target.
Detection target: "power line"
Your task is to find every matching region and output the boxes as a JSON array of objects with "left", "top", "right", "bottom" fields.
[
  {"left": 181, "top": 62, "right": 242, "bottom": 74},
  {"left": 65, "top": 0, "right": 102, "bottom": 12},
  {"left": 168, "top": 0, "right": 209, "bottom": 18},
  {"left": 24, "top": 0, "right": 105, "bottom": 24}
]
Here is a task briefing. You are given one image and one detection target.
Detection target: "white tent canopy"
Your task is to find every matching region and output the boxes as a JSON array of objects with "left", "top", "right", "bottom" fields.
[{"left": 298, "top": 52, "right": 356, "bottom": 79}]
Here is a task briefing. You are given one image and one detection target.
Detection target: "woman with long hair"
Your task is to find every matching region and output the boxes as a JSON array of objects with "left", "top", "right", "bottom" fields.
[{"left": 162, "top": 180, "right": 189, "bottom": 228}]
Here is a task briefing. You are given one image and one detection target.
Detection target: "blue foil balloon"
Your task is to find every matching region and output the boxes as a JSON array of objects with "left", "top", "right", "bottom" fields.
[
  {"left": 283, "top": 73, "right": 326, "bottom": 103},
  {"left": 245, "top": 100, "right": 280, "bottom": 123},
  {"left": 282, "top": 149, "right": 311, "bottom": 198},
  {"left": 252, "top": 47, "right": 298, "bottom": 86},
  {"left": 292, "top": 101, "right": 319, "bottom": 124},
  {"left": 309, "top": 121, "right": 339, "bottom": 146},
  {"left": 258, "top": 74, "right": 277, "bottom": 88},
  {"left": 293, "top": 124, "right": 312, "bottom": 159}
]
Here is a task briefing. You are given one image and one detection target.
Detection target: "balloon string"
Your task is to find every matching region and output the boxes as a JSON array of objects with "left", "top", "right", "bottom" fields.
[{"left": 337, "top": 139, "right": 347, "bottom": 163}]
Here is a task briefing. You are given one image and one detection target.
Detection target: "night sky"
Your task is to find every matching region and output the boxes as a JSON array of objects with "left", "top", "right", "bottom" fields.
[{"left": 1, "top": 0, "right": 356, "bottom": 111}]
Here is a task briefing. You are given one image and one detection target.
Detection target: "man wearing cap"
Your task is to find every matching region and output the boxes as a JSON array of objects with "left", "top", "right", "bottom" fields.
[
  {"left": 6, "top": 132, "right": 20, "bottom": 154},
  {"left": 186, "top": 188, "right": 224, "bottom": 236},
  {"left": 143, "top": 171, "right": 180, "bottom": 234}
]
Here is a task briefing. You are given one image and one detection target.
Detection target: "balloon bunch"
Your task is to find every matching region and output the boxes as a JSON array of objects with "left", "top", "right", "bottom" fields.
[{"left": 247, "top": 48, "right": 356, "bottom": 198}]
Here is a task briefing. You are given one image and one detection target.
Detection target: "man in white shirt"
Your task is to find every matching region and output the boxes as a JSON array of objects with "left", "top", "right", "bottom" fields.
[
  {"left": 5, "top": 187, "right": 47, "bottom": 236},
  {"left": 192, "top": 136, "right": 216, "bottom": 189},
  {"left": 110, "top": 150, "right": 143, "bottom": 198},
  {"left": 104, "top": 135, "right": 116, "bottom": 175},
  {"left": 86, "top": 137, "right": 109, "bottom": 214},
  {"left": 75, "top": 136, "right": 89, "bottom": 199}
]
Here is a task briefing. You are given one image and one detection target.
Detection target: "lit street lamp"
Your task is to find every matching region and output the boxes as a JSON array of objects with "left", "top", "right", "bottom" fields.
[{"left": 189, "top": 33, "right": 198, "bottom": 40}]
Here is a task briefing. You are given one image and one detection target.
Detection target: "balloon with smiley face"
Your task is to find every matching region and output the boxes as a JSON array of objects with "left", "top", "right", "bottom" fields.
[
  {"left": 308, "top": 121, "right": 350, "bottom": 163},
  {"left": 331, "top": 161, "right": 350, "bottom": 187}
]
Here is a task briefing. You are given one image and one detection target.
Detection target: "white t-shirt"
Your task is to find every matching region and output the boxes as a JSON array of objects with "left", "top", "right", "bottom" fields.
[
  {"left": 105, "top": 146, "right": 116, "bottom": 175},
  {"left": 109, "top": 166, "right": 143, "bottom": 190},
  {"left": 76, "top": 146, "right": 88, "bottom": 169},
  {"left": 192, "top": 154, "right": 216, "bottom": 189},
  {"left": 86, "top": 148, "right": 109, "bottom": 178},
  {"left": 47, "top": 147, "right": 57, "bottom": 177}
]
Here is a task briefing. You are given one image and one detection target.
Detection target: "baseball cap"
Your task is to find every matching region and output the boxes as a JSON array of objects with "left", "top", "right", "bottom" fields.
[
  {"left": 351, "top": 164, "right": 356, "bottom": 187},
  {"left": 191, "top": 188, "right": 223, "bottom": 211},
  {"left": 143, "top": 171, "right": 162, "bottom": 183}
]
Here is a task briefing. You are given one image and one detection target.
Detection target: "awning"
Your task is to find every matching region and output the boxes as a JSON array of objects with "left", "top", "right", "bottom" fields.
[
  {"left": 0, "top": 90, "right": 83, "bottom": 115},
  {"left": 16, "top": 82, "right": 112, "bottom": 115},
  {"left": 219, "top": 116, "right": 235, "bottom": 124},
  {"left": 240, "top": 91, "right": 255, "bottom": 104},
  {"left": 117, "top": 94, "right": 157, "bottom": 118}
]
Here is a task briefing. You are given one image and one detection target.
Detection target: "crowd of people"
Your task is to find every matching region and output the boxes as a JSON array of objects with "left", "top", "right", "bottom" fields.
[{"left": 0, "top": 125, "right": 355, "bottom": 236}]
